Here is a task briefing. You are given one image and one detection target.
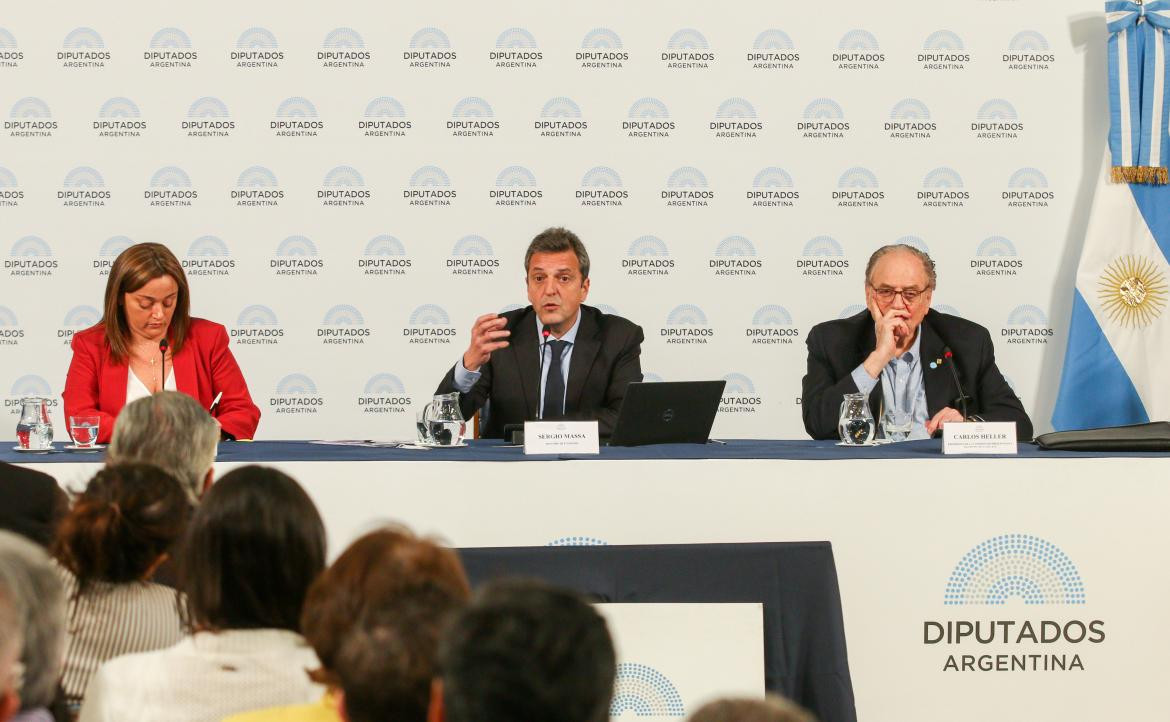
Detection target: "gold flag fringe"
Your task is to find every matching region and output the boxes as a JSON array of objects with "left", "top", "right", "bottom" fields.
[{"left": 1112, "top": 165, "right": 1170, "bottom": 184}]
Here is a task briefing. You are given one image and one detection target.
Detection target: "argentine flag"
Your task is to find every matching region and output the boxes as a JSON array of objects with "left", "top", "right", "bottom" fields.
[{"left": 1053, "top": 160, "right": 1170, "bottom": 429}]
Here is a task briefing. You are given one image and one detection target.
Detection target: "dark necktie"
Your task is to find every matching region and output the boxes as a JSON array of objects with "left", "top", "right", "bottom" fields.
[{"left": 543, "top": 340, "right": 568, "bottom": 418}]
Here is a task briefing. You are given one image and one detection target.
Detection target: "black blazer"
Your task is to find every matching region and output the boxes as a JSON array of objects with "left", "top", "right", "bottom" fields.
[
  {"left": 437, "top": 304, "right": 644, "bottom": 438},
  {"left": 801, "top": 309, "right": 1033, "bottom": 441},
  {"left": 0, "top": 461, "right": 68, "bottom": 547}
]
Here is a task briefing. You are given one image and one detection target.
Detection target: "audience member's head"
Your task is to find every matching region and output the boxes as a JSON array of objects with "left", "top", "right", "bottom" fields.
[
  {"left": 53, "top": 464, "right": 190, "bottom": 590},
  {"left": 688, "top": 696, "right": 818, "bottom": 722},
  {"left": 0, "top": 580, "right": 22, "bottom": 722},
  {"left": 107, "top": 391, "right": 220, "bottom": 502},
  {"left": 433, "top": 579, "right": 615, "bottom": 722},
  {"left": 0, "top": 531, "right": 65, "bottom": 713},
  {"left": 178, "top": 465, "right": 325, "bottom": 633}
]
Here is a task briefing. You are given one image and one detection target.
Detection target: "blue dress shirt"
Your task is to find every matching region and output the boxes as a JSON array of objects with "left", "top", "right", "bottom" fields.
[{"left": 849, "top": 329, "right": 930, "bottom": 440}]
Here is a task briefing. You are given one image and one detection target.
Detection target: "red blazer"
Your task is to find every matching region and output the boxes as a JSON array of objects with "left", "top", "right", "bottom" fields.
[{"left": 63, "top": 318, "right": 261, "bottom": 443}]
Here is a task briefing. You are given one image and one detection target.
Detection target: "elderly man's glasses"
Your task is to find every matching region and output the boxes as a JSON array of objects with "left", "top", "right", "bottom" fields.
[{"left": 870, "top": 285, "right": 927, "bottom": 304}]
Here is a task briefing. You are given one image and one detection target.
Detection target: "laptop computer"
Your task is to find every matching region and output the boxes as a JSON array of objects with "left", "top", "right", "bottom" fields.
[{"left": 607, "top": 380, "right": 726, "bottom": 446}]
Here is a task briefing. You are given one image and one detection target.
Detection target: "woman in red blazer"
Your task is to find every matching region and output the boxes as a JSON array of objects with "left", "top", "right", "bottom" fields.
[{"left": 63, "top": 243, "right": 260, "bottom": 444}]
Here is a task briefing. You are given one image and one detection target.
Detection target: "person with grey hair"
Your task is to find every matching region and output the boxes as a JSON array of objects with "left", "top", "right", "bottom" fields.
[
  {"left": 0, "top": 531, "right": 67, "bottom": 722},
  {"left": 436, "top": 227, "right": 644, "bottom": 439},
  {"left": 106, "top": 391, "right": 220, "bottom": 502},
  {"left": 688, "top": 696, "right": 818, "bottom": 722},
  {"left": 801, "top": 244, "right": 1032, "bottom": 441},
  {"left": 0, "top": 583, "right": 23, "bottom": 722}
]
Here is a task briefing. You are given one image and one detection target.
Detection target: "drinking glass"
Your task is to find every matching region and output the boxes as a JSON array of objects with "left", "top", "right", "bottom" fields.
[
  {"left": 69, "top": 416, "right": 101, "bottom": 448},
  {"left": 882, "top": 408, "right": 913, "bottom": 443}
]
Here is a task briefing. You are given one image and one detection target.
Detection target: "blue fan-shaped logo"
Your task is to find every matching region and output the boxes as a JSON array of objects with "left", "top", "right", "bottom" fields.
[
  {"left": 666, "top": 304, "right": 708, "bottom": 326},
  {"left": 496, "top": 166, "right": 537, "bottom": 187},
  {"left": 99, "top": 97, "right": 141, "bottom": 118},
  {"left": 11, "top": 236, "right": 52, "bottom": 257},
  {"left": 237, "top": 27, "right": 278, "bottom": 49},
  {"left": 276, "top": 373, "right": 317, "bottom": 395},
  {"left": 581, "top": 28, "right": 622, "bottom": 49},
  {"left": 754, "top": 29, "right": 795, "bottom": 49},
  {"left": 64, "top": 167, "right": 105, "bottom": 188},
  {"left": 723, "top": 372, "right": 756, "bottom": 394},
  {"left": 365, "top": 97, "right": 406, "bottom": 118},
  {"left": 803, "top": 236, "right": 844, "bottom": 256},
  {"left": 410, "top": 304, "right": 451, "bottom": 326},
  {"left": 0, "top": 29, "right": 17, "bottom": 49},
  {"left": 667, "top": 28, "right": 708, "bottom": 50},
  {"left": 945, "top": 534, "right": 1084, "bottom": 605},
  {"left": 839, "top": 304, "right": 865, "bottom": 319},
  {"left": 63, "top": 27, "right": 104, "bottom": 48},
  {"left": 410, "top": 166, "right": 450, "bottom": 187},
  {"left": 895, "top": 236, "right": 930, "bottom": 254},
  {"left": 595, "top": 304, "right": 621, "bottom": 316},
  {"left": 100, "top": 236, "right": 134, "bottom": 256},
  {"left": 365, "top": 235, "right": 406, "bottom": 256},
  {"left": 0, "top": 167, "right": 16, "bottom": 188},
  {"left": 364, "top": 373, "right": 406, "bottom": 394},
  {"left": 977, "top": 236, "right": 1017, "bottom": 256},
  {"left": 150, "top": 166, "right": 192, "bottom": 187},
  {"left": 752, "top": 305, "right": 793, "bottom": 326},
  {"left": 452, "top": 96, "right": 494, "bottom": 118},
  {"left": 496, "top": 27, "right": 538, "bottom": 48},
  {"left": 628, "top": 236, "right": 668, "bottom": 256},
  {"left": 452, "top": 235, "right": 493, "bottom": 256},
  {"left": 548, "top": 536, "right": 608, "bottom": 546},
  {"left": 666, "top": 167, "right": 708, "bottom": 188},
  {"left": 923, "top": 167, "right": 963, "bottom": 188},
  {"left": 803, "top": 98, "right": 844, "bottom": 119},
  {"left": 10, "top": 98, "right": 51, "bottom": 119},
  {"left": 924, "top": 29, "right": 964, "bottom": 51},
  {"left": 582, "top": 166, "right": 622, "bottom": 187},
  {"left": 0, "top": 307, "right": 18, "bottom": 326},
  {"left": 237, "top": 166, "right": 277, "bottom": 187},
  {"left": 1009, "top": 31, "right": 1049, "bottom": 52},
  {"left": 62, "top": 305, "right": 100, "bottom": 327},
  {"left": 715, "top": 98, "right": 756, "bottom": 119},
  {"left": 715, "top": 235, "right": 756, "bottom": 257},
  {"left": 237, "top": 305, "right": 279, "bottom": 326},
  {"left": 323, "top": 304, "right": 365, "bottom": 326},
  {"left": 150, "top": 28, "right": 191, "bottom": 48},
  {"left": 542, "top": 96, "right": 582, "bottom": 118},
  {"left": 323, "top": 27, "right": 364, "bottom": 48},
  {"left": 838, "top": 29, "right": 879, "bottom": 51},
  {"left": 643, "top": 372, "right": 665, "bottom": 383},
  {"left": 890, "top": 98, "right": 930, "bottom": 120},
  {"left": 934, "top": 304, "right": 963, "bottom": 318},
  {"left": 629, "top": 97, "right": 670, "bottom": 119},
  {"left": 838, "top": 167, "right": 879, "bottom": 188},
  {"left": 410, "top": 27, "right": 450, "bottom": 48},
  {"left": 187, "top": 236, "right": 229, "bottom": 256},
  {"left": 610, "top": 663, "right": 685, "bottom": 718},
  {"left": 276, "top": 236, "right": 317, "bottom": 256},
  {"left": 10, "top": 375, "right": 52, "bottom": 397},
  {"left": 324, "top": 166, "right": 365, "bottom": 187},
  {"left": 188, "top": 97, "right": 229, "bottom": 118},
  {"left": 753, "top": 167, "right": 794, "bottom": 188},
  {"left": 1008, "top": 168, "right": 1048, "bottom": 188},
  {"left": 1008, "top": 304, "right": 1047, "bottom": 325},
  {"left": 977, "top": 99, "right": 1018, "bottom": 120},
  {"left": 276, "top": 97, "right": 318, "bottom": 118}
]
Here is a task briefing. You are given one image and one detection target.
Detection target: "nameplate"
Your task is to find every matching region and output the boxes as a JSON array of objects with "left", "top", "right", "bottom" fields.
[
  {"left": 524, "top": 421, "right": 600, "bottom": 455},
  {"left": 942, "top": 422, "right": 1018, "bottom": 455}
]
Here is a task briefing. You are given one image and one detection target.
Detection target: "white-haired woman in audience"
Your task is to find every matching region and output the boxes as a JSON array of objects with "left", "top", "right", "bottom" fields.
[
  {"left": 79, "top": 466, "right": 327, "bottom": 722},
  {"left": 52, "top": 464, "right": 190, "bottom": 710}
]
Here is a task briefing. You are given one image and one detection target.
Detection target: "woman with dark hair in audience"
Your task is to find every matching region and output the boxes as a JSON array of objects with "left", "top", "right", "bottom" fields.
[
  {"left": 79, "top": 466, "right": 327, "bottom": 722},
  {"left": 225, "top": 526, "right": 471, "bottom": 722},
  {"left": 52, "top": 464, "right": 189, "bottom": 710}
]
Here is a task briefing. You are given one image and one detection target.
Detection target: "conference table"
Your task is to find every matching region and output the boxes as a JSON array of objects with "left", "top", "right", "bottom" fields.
[{"left": 9, "top": 439, "right": 1170, "bottom": 722}]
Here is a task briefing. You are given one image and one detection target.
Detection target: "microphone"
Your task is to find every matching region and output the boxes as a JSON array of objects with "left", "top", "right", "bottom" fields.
[
  {"left": 941, "top": 346, "right": 972, "bottom": 420},
  {"left": 158, "top": 338, "right": 169, "bottom": 391},
  {"left": 537, "top": 325, "right": 551, "bottom": 420}
]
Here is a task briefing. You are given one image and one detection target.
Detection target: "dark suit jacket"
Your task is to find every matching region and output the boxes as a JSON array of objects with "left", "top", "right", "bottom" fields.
[
  {"left": 801, "top": 309, "right": 1033, "bottom": 441},
  {"left": 437, "top": 305, "right": 644, "bottom": 438},
  {"left": 0, "top": 462, "right": 68, "bottom": 548}
]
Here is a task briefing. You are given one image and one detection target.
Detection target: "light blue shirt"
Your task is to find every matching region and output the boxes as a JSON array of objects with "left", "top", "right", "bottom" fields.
[
  {"left": 850, "top": 330, "right": 930, "bottom": 440},
  {"left": 453, "top": 310, "right": 581, "bottom": 417}
]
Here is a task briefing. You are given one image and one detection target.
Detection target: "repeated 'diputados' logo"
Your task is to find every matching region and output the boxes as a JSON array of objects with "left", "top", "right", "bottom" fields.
[
  {"left": 710, "top": 235, "right": 763, "bottom": 277},
  {"left": 748, "top": 28, "right": 798, "bottom": 70},
  {"left": 492, "top": 166, "right": 541, "bottom": 207},
  {"left": 233, "top": 166, "right": 282, "bottom": 207},
  {"left": 6, "top": 375, "right": 58, "bottom": 414},
  {"left": 835, "top": 29, "right": 884, "bottom": 70},
  {"left": 492, "top": 27, "right": 541, "bottom": 68},
  {"left": 0, "top": 308, "right": 24, "bottom": 347},
  {"left": 58, "top": 305, "right": 100, "bottom": 345},
  {"left": 711, "top": 97, "right": 763, "bottom": 139},
  {"left": 624, "top": 97, "right": 674, "bottom": 139},
  {"left": 93, "top": 236, "right": 134, "bottom": 276},
  {"left": 0, "top": 28, "right": 23, "bottom": 68},
  {"left": 319, "top": 27, "right": 369, "bottom": 68},
  {"left": 183, "top": 236, "right": 234, "bottom": 277},
  {"left": 720, "top": 372, "right": 762, "bottom": 414},
  {"left": 270, "top": 236, "right": 322, "bottom": 277},
  {"left": 623, "top": 236, "right": 673, "bottom": 277},
  {"left": 270, "top": 374, "right": 324, "bottom": 415},
  {"left": 145, "top": 27, "right": 197, "bottom": 68},
  {"left": 7, "top": 97, "right": 56, "bottom": 138},
  {"left": 319, "top": 304, "right": 370, "bottom": 346},
  {"left": 358, "top": 373, "right": 411, "bottom": 415},
  {"left": 578, "top": 28, "right": 626, "bottom": 69},
  {"left": 972, "top": 99, "right": 1022, "bottom": 140},
  {"left": 405, "top": 304, "right": 456, "bottom": 345},
  {"left": 920, "top": 29, "right": 969, "bottom": 70},
  {"left": 746, "top": 305, "right": 800, "bottom": 346},
  {"left": 449, "top": 96, "right": 498, "bottom": 138},
  {"left": 1003, "top": 167, "right": 1053, "bottom": 208},
  {"left": 971, "top": 236, "right": 1023, "bottom": 278},
  {"left": 747, "top": 167, "right": 798, "bottom": 208},
  {"left": 60, "top": 166, "right": 109, "bottom": 208},
  {"left": 232, "top": 305, "right": 283, "bottom": 346},
  {"left": 798, "top": 98, "right": 848, "bottom": 139},
  {"left": 797, "top": 236, "right": 849, "bottom": 277},
  {"left": 1004, "top": 30, "right": 1053, "bottom": 71},
  {"left": 59, "top": 27, "right": 109, "bottom": 68},
  {"left": 359, "top": 235, "right": 412, "bottom": 277},
  {"left": 886, "top": 98, "right": 935, "bottom": 139},
  {"left": 361, "top": 97, "right": 411, "bottom": 138},
  {"left": 660, "top": 304, "right": 712, "bottom": 345},
  {"left": 7, "top": 236, "right": 57, "bottom": 278},
  {"left": 919, "top": 167, "right": 968, "bottom": 208},
  {"left": 184, "top": 96, "right": 233, "bottom": 137},
  {"left": 94, "top": 97, "right": 146, "bottom": 137},
  {"left": 536, "top": 96, "right": 587, "bottom": 137},
  {"left": 405, "top": 165, "right": 455, "bottom": 207},
  {"left": 834, "top": 167, "right": 883, "bottom": 208},
  {"left": 0, "top": 166, "right": 20, "bottom": 207},
  {"left": 145, "top": 166, "right": 197, "bottom": 208},
  {"left": 448, "top": 235, "right": 499, "bottom": 276},
  {"left": 319, "top": 165, "right": 369, "bottom": 207},
  {"left": 232, "top": 27, "right": 282, "bottom": 69},
  {"left": 661, "top": 166, "right": 713, "bottom": 208},
  {"left": 661, "top": 28, "right": 713, "bottom": 69},
  {"left": 272, "top": 97, "right": 322, "bottom": 137},
  {"left": 1002, "top": 305, "right": 1053, "bottom": 345},
  {"left": 578, "top": 166, "right": 627, "bottom": 207},
  {"left": 405, "top": 27, "right": 455, "bottom": 68}
]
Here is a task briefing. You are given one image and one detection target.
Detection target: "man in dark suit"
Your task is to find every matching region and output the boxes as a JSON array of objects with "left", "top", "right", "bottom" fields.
[
  {"left": 0, "top": 462, "right": 67, "bottom": 548},
  {"left": 436, "top": 227, "right": 643, "bottom": 439},
  {"left": 802, "top": 244, "right": 1032, "bottom": 441}
]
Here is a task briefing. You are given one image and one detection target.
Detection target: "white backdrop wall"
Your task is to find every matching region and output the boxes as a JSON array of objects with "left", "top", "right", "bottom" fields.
[{"left": 0, "top": 0, "right": 1106, "bottom": 440}]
